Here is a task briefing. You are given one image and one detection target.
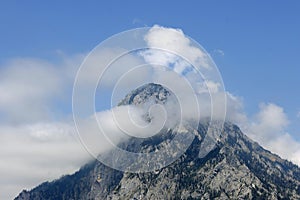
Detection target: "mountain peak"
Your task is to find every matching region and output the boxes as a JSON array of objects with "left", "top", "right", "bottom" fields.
[{"left": 118, "top": 83, "right": 170, "bottom": 106}]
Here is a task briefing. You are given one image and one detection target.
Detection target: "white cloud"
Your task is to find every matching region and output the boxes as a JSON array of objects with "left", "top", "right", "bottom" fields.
[
  {"left": 0, "top": 122, "right": 91, "bottom": 200},
  {"left": 0, "top": 55, "right": 86, "bottom": 199},
  {"left": 248, "top": 103, "right": 289, "bottom": 143},
  {"left": 266, "top": 133, "right": 300, "bottom": 166},
  {"left": 244, "top": 103, "right": 300, "bottom": 166},
  {"left": 141, "top": 25, "right": 211, "bottom": 73},
  {"left": 78, "top": 103, "right": 179, "bottom": 157}
]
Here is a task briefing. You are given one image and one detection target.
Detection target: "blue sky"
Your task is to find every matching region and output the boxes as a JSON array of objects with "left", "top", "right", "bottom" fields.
[
  {"left": 1, "top": 1, "right": 299, "bottom": 134},
  {"left": 1, "top": 2, "right": 300, "bottom": 198}
]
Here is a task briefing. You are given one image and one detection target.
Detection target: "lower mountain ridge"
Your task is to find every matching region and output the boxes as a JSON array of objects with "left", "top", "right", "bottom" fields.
[{"left": 15, "top": 83, "right": 300, "bottom": 200}]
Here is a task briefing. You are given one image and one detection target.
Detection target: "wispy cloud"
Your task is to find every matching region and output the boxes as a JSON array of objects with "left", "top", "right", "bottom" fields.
[{"left": 213, "top": 49, "right": 225, "bottom": 56}]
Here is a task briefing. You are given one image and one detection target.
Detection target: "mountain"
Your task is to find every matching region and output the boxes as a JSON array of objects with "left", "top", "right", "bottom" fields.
[{"left": 15, "top": 83, "right": 300, "bottom": 200}]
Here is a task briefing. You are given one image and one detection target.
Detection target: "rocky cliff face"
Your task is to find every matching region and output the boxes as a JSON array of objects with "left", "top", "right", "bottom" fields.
[{"left": 15, "top": 83, "right": 300, "bottom": 200}]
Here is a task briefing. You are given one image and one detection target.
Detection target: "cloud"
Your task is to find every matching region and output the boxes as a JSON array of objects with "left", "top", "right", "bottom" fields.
[
  {"left": 0, "top": 55, "right": 86, "bottom": 199},
  {"left": 0, "top": 59, "right": 62, "bottom": 123},
  {"left": 0, "top": 55, "right": 83, "bottom": 124},
  {"left": 141, "top": 25, "right": 211, "bottom": 72},
  {"left": 248, "top": 103, "right": 289, "bottom": 143},
  {"left": 244, "top": 103, "right": 300, "bottom": 166},
  {"left": 213, "top": 49, "right": 225, "bottom": 56},
  {"left": 0, "top": 122, "right": 91, "bottom": 200},
  {"left": 266, "top": 133, "right": 300, "bottom": 166},
  {"left": 77, "top": 95, "right": 188, "bottom": 158}
]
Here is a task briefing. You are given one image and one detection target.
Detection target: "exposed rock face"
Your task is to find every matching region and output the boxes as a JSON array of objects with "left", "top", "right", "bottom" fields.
[
  {"left": 15, "top": 83, "right": 300, "bottom": 200},
  {"left": 118, "top": 83, "right": 170, "bottom": 106}
]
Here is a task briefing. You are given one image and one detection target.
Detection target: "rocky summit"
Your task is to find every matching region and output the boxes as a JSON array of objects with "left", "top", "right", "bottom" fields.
[{"left": 15, "top": 83, "right": 300, "bottom": 200}]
